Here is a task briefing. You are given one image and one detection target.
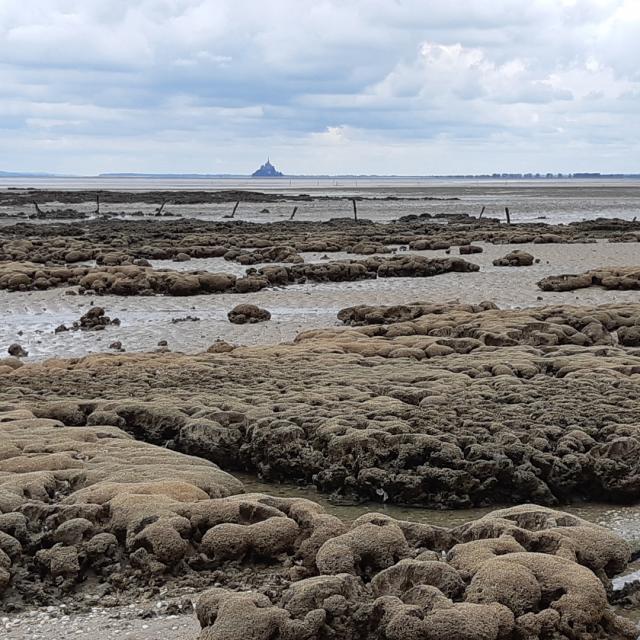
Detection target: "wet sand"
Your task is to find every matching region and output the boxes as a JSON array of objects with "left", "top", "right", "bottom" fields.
[
  {"left": 3, "top": 604, "right": 198, "bottom": 640},
  {"left": 3, "top": 239, "right": 639, "bottom": 360},
  {"left": 1, "top": 179, "right": 640, "bottom": 225}
]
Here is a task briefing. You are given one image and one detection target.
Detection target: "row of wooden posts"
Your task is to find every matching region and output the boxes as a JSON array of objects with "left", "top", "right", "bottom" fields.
[
  {"left": 224, "top": 200, "right": 357, "bottom": 221},
  {"left": 32, "top": 194, "right": 511, "bottom": 224},
  {"left": 224, "top": 199, "right": 509, "bottom": 222},
  {"left": 225, "top": 198, "right": 511, "bottom": 224}
]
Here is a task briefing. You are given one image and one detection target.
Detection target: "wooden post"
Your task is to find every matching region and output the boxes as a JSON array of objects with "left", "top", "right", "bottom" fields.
[
  {"left": 156, "top": 199, "right": 168, "bottom": 215},
  {"left": 95, "top": 193, "right": 100, "bottom": 214},
  {"left": 32, "top": 201, "right": 44, "bottom": 215},
  {"left": 223, "top": 200, "right": 240, "bottom": 219},
  {"left": 351, "top": 198, "right": 358, "bottom": 222},
  {"left": 289, "top": 206, "right": 298, "bottom": 220},
  {"left": 505, "top": 207, "right": 511, "bottom": 225},
  {"left": 479, "top": 205, "right": 485, "bottom": 219}
]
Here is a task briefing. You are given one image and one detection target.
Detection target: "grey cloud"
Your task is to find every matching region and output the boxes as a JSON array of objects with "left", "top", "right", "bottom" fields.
[{"left": 0, "top": 0, "right": 638, "bottom": 174}]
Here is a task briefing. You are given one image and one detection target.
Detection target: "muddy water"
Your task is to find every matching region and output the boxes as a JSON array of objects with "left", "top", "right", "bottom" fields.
[
  {"left": 238, "top": 472, "right": 640, "bottom": 543},
  {"left": 238, "top": 472, "right": 640, "bottom": 625}
]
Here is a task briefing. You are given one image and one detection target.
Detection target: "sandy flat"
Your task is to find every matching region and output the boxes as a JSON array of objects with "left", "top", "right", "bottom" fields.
[
  {"left": 2, "top": 607, "right": 198, "bottom": 640},
  {"left": 2, "top": 240, "right": 639, "bottom": 360}
]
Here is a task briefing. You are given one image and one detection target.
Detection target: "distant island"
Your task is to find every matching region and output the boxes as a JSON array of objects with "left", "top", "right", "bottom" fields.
[
  {"left": 0, "top": 171, "right": 60, "bottom": 177},
  {"left": 251, "top": 159, "right": 283, "bottom": 177}
]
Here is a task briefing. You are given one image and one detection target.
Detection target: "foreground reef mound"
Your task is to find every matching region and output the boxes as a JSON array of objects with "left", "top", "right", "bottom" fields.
[
  {"left": 194, "top": 504, "right": 637, "bottom": 640},
  {"left": 3, "top": 302, "right": 640, "bottom": 509},
  {"left": 0, "top": 406, "right": 636, "bottom": 639}
]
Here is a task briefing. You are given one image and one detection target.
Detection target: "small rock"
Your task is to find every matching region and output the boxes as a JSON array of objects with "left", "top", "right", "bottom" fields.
[
  {"left": 459, "top": 244, "right": 483, "bottom": 255},
  {"left": 207, "top": 340, "right": 235, "bottom": 353},
  {"left": 171, "top": 315, "right": 200, "bottom": 324},
  {"left": 492, "top": 250, "right": 535, "bottom": 267},
  {"left": 228, "top": 304, "right": 271, "bottom": 324},
  {"left": 8, "top": 344, "right": 28, "bottom": 357}
]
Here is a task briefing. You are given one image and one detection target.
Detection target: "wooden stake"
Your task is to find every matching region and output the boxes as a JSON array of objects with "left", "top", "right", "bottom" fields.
[
  {"left": 223, "top": 201, "right": 240, "bottom": 219},
  {"left": 479, "top": 205, "right": 485, "bottom": 219},
  {"left": 505, "top": 207, "right": 511, "bottom": 225},
  {"left": 95, "top": 193, "right": 100, "bottom": 214},
  {"left": 351, "top": 198, "right": 358, "bottom": 222},
  {"left": 289, "top": 206, "right": 298, "bottom": 220},
  {"left": 32, "top": 201, "right": 44, "bottom": 215},
  {"left": 156, "top": 199, "right": 168, "bottom": 215}
]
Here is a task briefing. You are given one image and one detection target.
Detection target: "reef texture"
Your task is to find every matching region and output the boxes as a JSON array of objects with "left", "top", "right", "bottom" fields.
[
  {"left": 1, "top": 216, "right": 639, "bottom": 266},
  {"left": 0, "top": 402, "right": 635, "bottom": 638},
  {"left": 3, "top": 302, "right": 640, "bottom": 510},
  {"left": 0, "top": 407, "right": 242, "bottom": 607},
  {"left": 194, "top": 504, "right": 636, "bottom": 640},
  {"left": 539, "top": 267, "right": 640, "bottom": 292},
  {"left": 0, "top": 255, "right": 478, "bottom": 295},
  {"left": 1, "top": 298, "right": 640, "bottom": 636}
]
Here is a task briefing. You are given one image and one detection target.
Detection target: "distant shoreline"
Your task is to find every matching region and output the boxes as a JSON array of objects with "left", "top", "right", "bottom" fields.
[{"left": 2, "top": 171, "right": 640, "bottom": 180}]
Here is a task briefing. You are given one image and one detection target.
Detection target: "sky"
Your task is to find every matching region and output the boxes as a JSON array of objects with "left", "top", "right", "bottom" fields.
[{"left": 0, "top": 0, "right": 639, "bottom": 175}]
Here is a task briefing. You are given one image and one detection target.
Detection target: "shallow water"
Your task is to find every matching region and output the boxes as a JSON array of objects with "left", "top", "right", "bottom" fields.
[
  {"left": 237, "top": 472, "right": 640, "bottom": 546},
  {"left": 1, "top": 177, "right": 640, "bottom": 225}
]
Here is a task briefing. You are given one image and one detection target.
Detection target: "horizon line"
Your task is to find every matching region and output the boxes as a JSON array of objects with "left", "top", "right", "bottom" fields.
[{"left": 2, "top": 171, "right": 640, "bottom": 180}]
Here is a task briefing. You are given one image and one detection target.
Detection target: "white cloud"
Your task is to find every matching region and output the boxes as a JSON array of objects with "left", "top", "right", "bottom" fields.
[{"left": 310, "top": 125, "right": 352, "bottom": 145}]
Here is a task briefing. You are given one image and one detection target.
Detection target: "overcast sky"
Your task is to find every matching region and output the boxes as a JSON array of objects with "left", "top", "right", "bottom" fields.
[{"left": 1, "top": 0, "right": 639, "bottom": 175}]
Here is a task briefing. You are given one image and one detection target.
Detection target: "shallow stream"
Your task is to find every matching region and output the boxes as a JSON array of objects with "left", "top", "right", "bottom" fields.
[{"left": 238, "top": 472, "right": 640, "bottom": 542}]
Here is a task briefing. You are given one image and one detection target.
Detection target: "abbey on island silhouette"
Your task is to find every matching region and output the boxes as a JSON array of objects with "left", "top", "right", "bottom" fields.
[{"left": 251, "top": 158, "right": 283, "bottom": 177}]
